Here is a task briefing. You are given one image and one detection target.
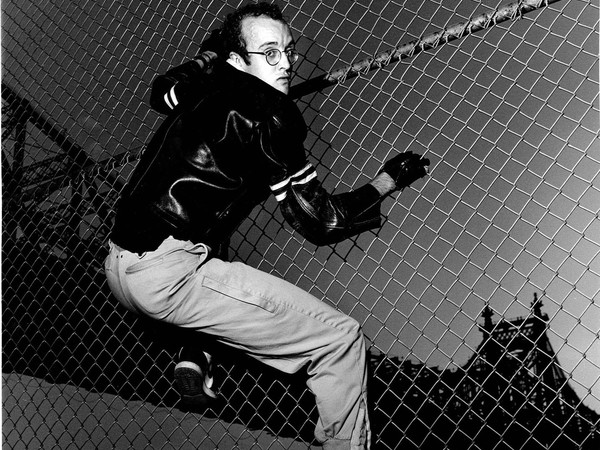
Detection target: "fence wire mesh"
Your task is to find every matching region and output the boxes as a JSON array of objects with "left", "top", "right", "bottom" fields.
[{"left": 2, "top": 0, "right": 599, "bottom": 449}]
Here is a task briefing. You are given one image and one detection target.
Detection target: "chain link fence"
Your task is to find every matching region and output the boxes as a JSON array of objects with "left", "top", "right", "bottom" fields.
[{"left": 2, "top": 0, "right": 599, "bottom": 449}]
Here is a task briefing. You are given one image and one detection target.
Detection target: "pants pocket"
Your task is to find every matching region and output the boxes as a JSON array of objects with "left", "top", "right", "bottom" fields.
[
  {"left": 125, "top": 253, "right": 165, "bottom": 273},
  {"left": 201, "top": 275, "right": 280, "bottom": 314}
]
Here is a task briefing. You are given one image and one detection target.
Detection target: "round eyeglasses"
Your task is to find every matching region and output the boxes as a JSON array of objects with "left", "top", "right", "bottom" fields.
[{"left": 246, "top": 48, "right": 299, "bottom": 66}]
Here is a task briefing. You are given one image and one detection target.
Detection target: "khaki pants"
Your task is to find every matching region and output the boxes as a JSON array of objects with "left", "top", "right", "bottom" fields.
[{"left": 105, "top": 236, "right": 370, "bottom": 449}]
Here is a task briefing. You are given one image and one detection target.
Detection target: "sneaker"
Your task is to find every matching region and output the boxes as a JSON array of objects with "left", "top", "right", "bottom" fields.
[{"left": 174, "top": 351, "right": 217, "bottom": 406}]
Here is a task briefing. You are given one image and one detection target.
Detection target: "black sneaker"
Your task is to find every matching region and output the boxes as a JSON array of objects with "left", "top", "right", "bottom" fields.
[{"left": 174, "top": 350, "right": 217, "bottom": 407}]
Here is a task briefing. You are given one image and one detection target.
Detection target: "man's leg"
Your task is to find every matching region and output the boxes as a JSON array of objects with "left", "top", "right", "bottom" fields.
[
  {"left": 107, "top": 238, "right": 370, "bottom": 449},
  {"left": 106, "top": 240, "right": 217, "bottom": 406}
]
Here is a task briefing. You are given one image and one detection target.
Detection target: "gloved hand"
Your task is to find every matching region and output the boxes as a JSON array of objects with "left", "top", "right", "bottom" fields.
[
  {"left": 199, "top": 28, "right": 224, "bottom": 57},
  {"left": 194, "top": 29, "right": 223, "bottom": 73},
  {"left": 380, "top": 151, "right": 430, "bottom": 190}
]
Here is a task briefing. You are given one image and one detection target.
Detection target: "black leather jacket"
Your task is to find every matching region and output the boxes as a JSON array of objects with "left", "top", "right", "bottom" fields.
[{"left": 110, "top": 57, "right": 384, "bottom": 254}]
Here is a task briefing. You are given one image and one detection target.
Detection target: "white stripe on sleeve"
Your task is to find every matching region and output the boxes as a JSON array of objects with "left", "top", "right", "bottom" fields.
[
  {"left": 163, "top": 92, "right": 174, "bottom": 110},
  {"left": 168, "top": 85, "right": 178, "bottom": 107},
  {"left": 270, "top": 164, "right": 317, "bottom": 202},
  {"left": 291, "top": 165, "right": 317, "bottom": 186}
]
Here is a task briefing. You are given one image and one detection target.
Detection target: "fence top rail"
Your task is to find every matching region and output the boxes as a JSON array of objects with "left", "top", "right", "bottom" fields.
[{"left": 290, "top": 0, "right": 564, "bottom": 99}]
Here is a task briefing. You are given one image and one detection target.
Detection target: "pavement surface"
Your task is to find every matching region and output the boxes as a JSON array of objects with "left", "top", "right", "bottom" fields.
[{"left": 3, "top": 373, "right": 318, "bottom": 449}]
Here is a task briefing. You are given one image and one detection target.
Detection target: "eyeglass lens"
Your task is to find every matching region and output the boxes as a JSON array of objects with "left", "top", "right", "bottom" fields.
[{"left": 266, "top": 49, "right": 298, "bottom": 65}]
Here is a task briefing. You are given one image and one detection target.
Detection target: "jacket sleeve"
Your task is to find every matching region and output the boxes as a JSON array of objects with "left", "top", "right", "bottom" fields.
[
  {"left": 271, "top": 164, "right": 384, "bottom": 245},
  {"left": 149, "top": 52, "right": 217, "bottom": 115},
  {"left": 260, "top": 97, "right": 384, "bottom": 246}
]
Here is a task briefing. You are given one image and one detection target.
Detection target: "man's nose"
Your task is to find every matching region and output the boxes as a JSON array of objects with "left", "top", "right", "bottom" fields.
[{"left": 279, "top": 53, "right": 292, "bottom": 70}]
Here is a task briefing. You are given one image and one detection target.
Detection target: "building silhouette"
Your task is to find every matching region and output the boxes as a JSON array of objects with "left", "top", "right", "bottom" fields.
[{"left": 370, "top": 294, "right": 600, "bottom": 449}]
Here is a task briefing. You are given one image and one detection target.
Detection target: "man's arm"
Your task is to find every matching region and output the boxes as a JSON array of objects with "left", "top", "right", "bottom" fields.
[
  {"left": 260, "top": 91, "right": 430, "bottom": 246},
  {"left": 369, "top": 171, "right": 397, "bottom": 196},
  {"left": 272, "top": 152, "right": 430, "bottom": 246},
  {"left": 149, "top": 30, "right": 223, "bottom": 114},
  {"left": 149, "top": 52, "right": 218, "bottom": 114}
]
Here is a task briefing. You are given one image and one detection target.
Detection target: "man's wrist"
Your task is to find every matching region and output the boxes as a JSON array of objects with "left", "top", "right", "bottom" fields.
[
  {"left": 370, "top": 172, "right": 396, "bottom": 196},
  {"left": 194, "top": 51, "right": 217, "bottom": 70}
]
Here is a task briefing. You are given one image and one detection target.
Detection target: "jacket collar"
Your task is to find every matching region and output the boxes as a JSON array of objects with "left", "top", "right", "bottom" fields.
[{"left": 217, "top": 60, "right": 289, "bottom": 102}]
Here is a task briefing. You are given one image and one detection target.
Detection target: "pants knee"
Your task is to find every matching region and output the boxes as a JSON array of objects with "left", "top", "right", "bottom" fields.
[
  {"left": 347, "top": 317, "right": 364, "bottom": 345},
  {"left": 335, "top": 316, "right": 366, "bottom": 356}
]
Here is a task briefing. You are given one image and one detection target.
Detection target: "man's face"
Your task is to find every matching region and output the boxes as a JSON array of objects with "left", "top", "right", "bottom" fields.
[{"left": 229, "top": 16, "right": 295, "bottom": 94}]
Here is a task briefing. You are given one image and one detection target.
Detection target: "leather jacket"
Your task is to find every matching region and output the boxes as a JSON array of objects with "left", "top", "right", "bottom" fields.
[{"left": 110, "top": 57, "right": 384, "bottom": 254}]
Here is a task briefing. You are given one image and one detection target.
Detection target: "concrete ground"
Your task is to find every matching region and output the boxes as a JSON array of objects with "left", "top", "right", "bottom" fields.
[{"left": 2, "top": 373, "right": 318, "bottom": 450}]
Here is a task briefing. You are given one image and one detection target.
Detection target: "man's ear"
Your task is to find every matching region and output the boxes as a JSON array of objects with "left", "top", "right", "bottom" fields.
[{"left": 227, "top": 52, "right": 245, "bottom": 70}]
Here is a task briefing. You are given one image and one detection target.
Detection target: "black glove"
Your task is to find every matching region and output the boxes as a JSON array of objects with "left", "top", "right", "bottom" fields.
[
  {"left": 380, "top": 151, "right": 430, "bottom": 190},
  {"left": 193, "top": 29, "right": 223, "bottom": 73},
  {"left": 199, "top": 28, "right": 224, "bottom": 57}
]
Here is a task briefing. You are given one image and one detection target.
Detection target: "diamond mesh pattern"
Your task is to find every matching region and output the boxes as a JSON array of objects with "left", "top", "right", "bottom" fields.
[{"left": 2, "top": 0, "right": 599, "bottom": 449}]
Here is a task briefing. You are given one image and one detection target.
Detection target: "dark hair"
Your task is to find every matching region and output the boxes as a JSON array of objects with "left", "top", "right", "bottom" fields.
[{"left": 221, "top": 2, "right": 287, "bottom": 63}]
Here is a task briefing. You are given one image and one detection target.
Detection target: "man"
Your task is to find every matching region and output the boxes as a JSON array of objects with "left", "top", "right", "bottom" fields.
[{"left": 105, "top": 3, "right": 429, "bottom": 449}]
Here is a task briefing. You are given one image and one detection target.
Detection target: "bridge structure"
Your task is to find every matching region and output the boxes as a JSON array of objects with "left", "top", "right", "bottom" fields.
[{"left": 2, "top": 83, "right": 127, "bottom": 273}]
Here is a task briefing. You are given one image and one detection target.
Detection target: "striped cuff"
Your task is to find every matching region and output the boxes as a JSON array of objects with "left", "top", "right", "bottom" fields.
[
  {"left": 163, "top": 85, "right": 179, "bottom": 110},
  {"left": 270, "top": 164, "right": 317, "bottom": 202}
]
